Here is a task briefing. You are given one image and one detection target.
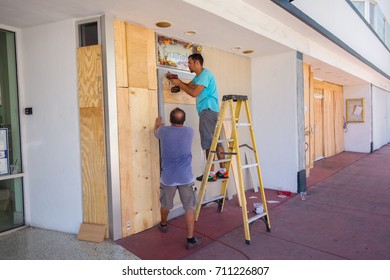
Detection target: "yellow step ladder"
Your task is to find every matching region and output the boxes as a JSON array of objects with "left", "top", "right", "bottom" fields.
[{"left": 195, "top": 95, "right": 271, "bottom": 244}]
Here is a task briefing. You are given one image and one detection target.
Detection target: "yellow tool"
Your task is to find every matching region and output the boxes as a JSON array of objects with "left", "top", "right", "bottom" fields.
[{"left": 195, "top": 95, "right": 271, "bottom": 244}]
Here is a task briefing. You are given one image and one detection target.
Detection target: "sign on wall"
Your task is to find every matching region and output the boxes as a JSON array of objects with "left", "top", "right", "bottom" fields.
[{"left": 156, "top": 34, "right": 201, "bottom": 71}]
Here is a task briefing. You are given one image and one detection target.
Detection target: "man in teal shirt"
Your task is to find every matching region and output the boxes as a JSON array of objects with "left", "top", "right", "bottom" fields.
[{"left": 170, "top": 53, "right": 228, "bottom": 181}]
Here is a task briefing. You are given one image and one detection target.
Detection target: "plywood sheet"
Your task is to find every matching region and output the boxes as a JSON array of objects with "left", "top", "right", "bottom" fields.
[
  {"left": 78, "top": 44, "right": 108, "bottom": 237},
  {"left": 323, "top": 89, "right": 336, "bottom": 157},
  {"left": 114, "top": 19, "right": 128, "bottom": 88},
  {"left": 163, "top": 77, "right": 195, "bottom": 105},
  {"left": 77, "top": 223, "right": 106, "bottom": 243},
  {"left": 78, "top": 45, "right": 103, "bottom": 108},
  {"left": 333, "top": 85, "right": 344, "bottom": 154},
  {"left": 126, "top": 23, "right": 157, "bottom": 90},
  {"left": 80, "top": 107, "right": 108, "bottom": 227},
  {"left": 117, "top": 87, "right": 160, "bottom": 236}
]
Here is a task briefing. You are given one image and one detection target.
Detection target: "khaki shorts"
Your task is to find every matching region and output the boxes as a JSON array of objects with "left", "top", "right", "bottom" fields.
[
  {"left": 160, "top": 182, "right": 196, "bottom": 211},
  {"left": 199, "top": 109, "right": 222, "bottom": 150}
]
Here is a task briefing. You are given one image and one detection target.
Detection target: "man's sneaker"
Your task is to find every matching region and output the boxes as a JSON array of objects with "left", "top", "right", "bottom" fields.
[
  {"left": 196, "top": 174, "right": 217, "bottom": 182},
  {"left": 159, "top": 223, "right": 168, "bottom": 233},
  {"left": 186, "top": 237, "right": 203, "bottom": 250},
  {"left": 216, "top": 171, "right": 229, "bottom": 180}
]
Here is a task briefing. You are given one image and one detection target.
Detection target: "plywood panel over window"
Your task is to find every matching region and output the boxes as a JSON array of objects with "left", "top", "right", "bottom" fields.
[
  {"left": 77, "top": 45, "right": 108, "bottom": 235},
  {"left": 115, "top": 20, "right": 159, "bottom": 237}
]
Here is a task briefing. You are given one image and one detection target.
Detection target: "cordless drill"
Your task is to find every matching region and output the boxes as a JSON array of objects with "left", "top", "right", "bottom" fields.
[{"left": 166, "top": 73, "right": 180, "bottom": 93}]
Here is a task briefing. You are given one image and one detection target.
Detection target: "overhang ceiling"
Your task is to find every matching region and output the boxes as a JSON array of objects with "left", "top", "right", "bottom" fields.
[{"left": 0, "top": 0, "right": 366, "bottom": 85}]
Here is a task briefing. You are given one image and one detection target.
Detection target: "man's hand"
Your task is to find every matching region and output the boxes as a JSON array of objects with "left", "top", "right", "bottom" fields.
[{"left": 155, "top": 116, "right": 163, "bottom": 131}]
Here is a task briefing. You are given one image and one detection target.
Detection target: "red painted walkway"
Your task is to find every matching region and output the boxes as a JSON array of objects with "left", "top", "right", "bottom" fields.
[{"left": 117, "top": 144, "right": 390, "bottom": 260}]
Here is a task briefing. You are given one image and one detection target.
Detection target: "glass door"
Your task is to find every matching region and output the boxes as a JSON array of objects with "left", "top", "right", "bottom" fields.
[{"left": 0, "top": 29, "right": 24, "bottom": 233}]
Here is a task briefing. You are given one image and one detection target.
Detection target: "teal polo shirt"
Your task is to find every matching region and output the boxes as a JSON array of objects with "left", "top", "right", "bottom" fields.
[{"left": 193, "top": 68, "right": 219, "bottom": 115}]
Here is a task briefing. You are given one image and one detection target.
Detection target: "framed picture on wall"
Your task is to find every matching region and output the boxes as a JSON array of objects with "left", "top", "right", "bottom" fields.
[
  {"left": 346, "top": 98, "right": 364, "bottom": 122},
  {"left": 156, "top": 34, "right": 201, "bottom": 71}
]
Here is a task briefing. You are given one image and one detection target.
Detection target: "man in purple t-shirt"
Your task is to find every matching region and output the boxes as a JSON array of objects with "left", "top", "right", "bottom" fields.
[{"left": 154, "top": 107, "right": 202, "bottom": 250}]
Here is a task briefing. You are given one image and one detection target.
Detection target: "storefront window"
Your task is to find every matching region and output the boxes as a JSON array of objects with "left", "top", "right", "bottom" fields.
[{"left": 0, "top": 29, "right": 24, "bottom": 232}]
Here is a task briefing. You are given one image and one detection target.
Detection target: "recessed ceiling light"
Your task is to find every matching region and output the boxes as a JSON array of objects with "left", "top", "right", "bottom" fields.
[
  {"left": 232, "top": 46, "right": 241, "bottom": 50},
  {"left": 243, "top": 50, "right": 254, "bottom": 54},
  {"left": 185, "top": 31, "right": 196, "bottom": 36},
  {"left": 155, "top": 21, "right": 172, "bottom": 28}
]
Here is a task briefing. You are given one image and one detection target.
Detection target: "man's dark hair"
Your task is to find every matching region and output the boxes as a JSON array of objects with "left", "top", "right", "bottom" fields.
[
  {"left": 188, "top": 53, "right": 203, "bottom": 66},
  {"left": 170, "top": 107, "right": 186, "bottom": 125}
]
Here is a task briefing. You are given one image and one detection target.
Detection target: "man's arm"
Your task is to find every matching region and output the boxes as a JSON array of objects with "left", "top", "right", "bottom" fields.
[
  {"left": 171, "top": 79, "right": 204, "bottom": 98},
  {"left": 154, "top": 116, "right": 163, "bottom": 136}
]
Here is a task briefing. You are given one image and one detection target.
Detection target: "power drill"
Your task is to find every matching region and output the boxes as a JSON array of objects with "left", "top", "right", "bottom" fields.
[{"left": 166, "top": 73, "right": 180, "bottom": 93}]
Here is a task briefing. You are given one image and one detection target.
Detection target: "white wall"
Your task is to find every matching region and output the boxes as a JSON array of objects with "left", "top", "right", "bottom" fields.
[
  {"left": 21, "top": 19, "right": 83, "bottom": 234},
  {"left": 372, "top": 85, "right": 390, "bottom": 150},
  {"left": 344, "top": 84, "right": 372, "bottom": 152},
  {"left": 251, "top": 51, "right": 298, "bottom": 193}
]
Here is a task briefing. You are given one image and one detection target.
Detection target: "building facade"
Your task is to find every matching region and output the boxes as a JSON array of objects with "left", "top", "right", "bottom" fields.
[{"left": 0, "top": 0, "right": 389, "bottom": 240}]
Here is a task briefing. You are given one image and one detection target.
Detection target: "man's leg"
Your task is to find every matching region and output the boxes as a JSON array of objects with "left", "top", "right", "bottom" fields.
[
  {"left": 160, "top": 207, "right": 170, "bottom": 226},
  {"left": 184, "top": 210, "right": 195, "bottom": 238}
]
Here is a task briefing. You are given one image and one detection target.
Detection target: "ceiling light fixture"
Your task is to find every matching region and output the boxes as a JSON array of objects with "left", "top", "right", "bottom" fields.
[
  {"left": 243, "top": 50, "right": 254, "bottom": 54},
  {"left": 232, "top": 46, "right": 241, "bottom": 50},
  {"left": 185, "top": 31, "right": 196, "bottom": 36},
  {"left": 155, "top": 21, "right": 172, "bottom": 28}
]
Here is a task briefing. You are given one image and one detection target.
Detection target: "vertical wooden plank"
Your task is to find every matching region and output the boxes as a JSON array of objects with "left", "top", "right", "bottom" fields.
[
  {"left": 303, "top": 63, "right": 311, "bottom": 174},
  {"left": 147, "top": 29, "right": 157, "bottom": 90},
  {"left": 78, "top": 45, "right": 108, "bottom": 236},
  {"left": 314, "top": 95, "right": 324, "bottom": 160},
  {"left": 128, "top": 87, "right": 159, "bottom": 234},
  {"left": 148, "top": 89, "right": 161, "bottom": 225},
  {"left": 323, "top": 88, "right": 336, "bottom": 157},
  {"left": 309, "top": 70, "right": 315, "bottom": 168},
  {"left": 114, "top": 19, "right": 128, "bottom": 88},
  {"left": 78, "top": 45, "right": 103, "bottom": 108},
  {"left": 334, "top": 85, "right": 345, "bottom": 154},
  {"left": 126, "top": 23, "right": 149, "bottom": 89},
  {"left": 116, "top": 87, "right": 133, "bottom": 237}
]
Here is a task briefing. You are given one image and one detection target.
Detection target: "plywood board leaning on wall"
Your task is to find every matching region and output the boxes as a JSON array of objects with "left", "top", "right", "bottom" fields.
[
  {"left": 114, "top": 20, "right": 160, "bottom": 237},
  {"left": 77, "top": 45, "right": 108, "bottom": 237}
]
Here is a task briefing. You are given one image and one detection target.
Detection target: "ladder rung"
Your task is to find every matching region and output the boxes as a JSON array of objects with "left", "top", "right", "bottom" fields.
[
  {"left": 213, "top": 159, "right": 231, "bottom": 164},
  {"left": 201, "top": 195, "right": 224, "bottom": 205},
  {"left": 218, "top": 139, "right": 234, "bottom": 143},
  {"left": 242, "top": 163, "right": 259, "bottom": 169},
  {"left": 236, "top": 123, "right": 251, "bottom": 127},
  {"left": 218, "top": 152, "right": 237, "bottom": 155},
  {"left": 247, "top": 212, "right": 267, "bottom": 224}
]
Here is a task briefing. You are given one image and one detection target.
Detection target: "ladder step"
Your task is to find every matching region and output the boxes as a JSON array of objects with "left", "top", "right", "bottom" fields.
[
  {"left": 217, "top": 152, "right": 237, "bottom": 155},
  {"left": 236, "top": 123, "right": 251, "bottom": 127},
  {"left": 247, "top": 212, "right": 267, "bottom": 224},
  {"left": 213, "top": 159, "right": 231, "bottom": 164},
  {"left": 201, "top": 195, "right": 224, "bottom": 205},
  {"left": 242, "top": 163, "right": 259, "bottom": 169},
  {"left": 218, "top": 138, "right": 234, "bottom": 143}
]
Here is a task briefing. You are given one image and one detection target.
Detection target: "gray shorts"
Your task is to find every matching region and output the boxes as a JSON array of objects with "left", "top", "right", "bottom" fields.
[
  {"left": 199, "top": 109, "right": 222, "bottom": 150},
  {"left": 160, "top": 182, "right": 196, "bottom": 211}
]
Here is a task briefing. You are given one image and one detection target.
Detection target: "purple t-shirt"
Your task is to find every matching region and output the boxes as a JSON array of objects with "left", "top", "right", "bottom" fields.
[{"left": 155, "top": 125, "right": 194, "bottom": 186}]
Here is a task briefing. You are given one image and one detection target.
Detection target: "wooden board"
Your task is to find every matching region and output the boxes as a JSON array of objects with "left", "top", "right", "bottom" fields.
[
  {"left": 78, "top": 44, "right": 108, "bottom": 237},
  {"left": 314, "top": 94, "right": 324, "bottom": 160},
  {"left": 79, "top": 107, "right": 108, "bottom": 227},
  {"left": 114, "top": 19, "right": 128, "bottom": 88},
  {"left": 117, "top": 87, "right": 160, "bottom": 236},
  {"left": 323, "top": 88, "right": 336, "bottom": 157},
  {"left": 334, "top": 85, "right": 344, "bottom": 154},
  {"left": 78, "top": 45, "right": 103, "bottom": 108},
  {"left": 77, "top": 223, "right": 106, "bottom": 243},
  {"left": 126, "top": 22, "right": 157, "bottom": 90},
  {"left": 163, "top": 77, "right": 195, "bottom": 105}
]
